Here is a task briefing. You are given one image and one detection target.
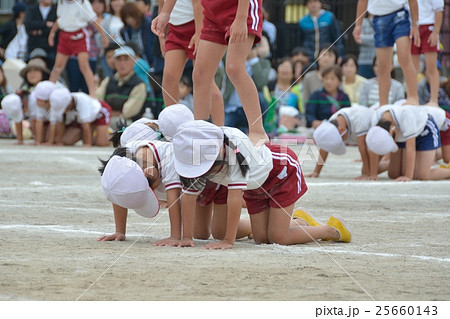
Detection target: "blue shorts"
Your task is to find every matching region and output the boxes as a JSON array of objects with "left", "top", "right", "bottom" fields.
[
  {"left": 373, "top": 8, "right": 411, "bottom": 48},
  {"left": 397, "top": 116, "right": 441, "bottom": 151}
]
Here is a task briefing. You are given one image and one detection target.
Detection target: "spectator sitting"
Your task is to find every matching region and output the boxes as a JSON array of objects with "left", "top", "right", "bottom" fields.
[
  {"left": 418, "top": 61, "right": 447, "bottom": 105},
  {"left": 302, "top": 45, "right": 338, "bottom": 103},
  {"left": 340, "top": 54, "right": 366, "bottom": 105},
  {"left": 358, "top": 57, "right": 405, "bottom": 107},
  {"left": 24, "top": 0, "right": 57, "bottom": 67},
  {"left": 298, "top": 0, "right": 345, "bottom": 62},
  {"left": 99, "top": 42, "right": 119, "bottom": 81},
  {"left": 18, "top": 58, "right": 50, "bottom": 93},
  {"left": 96, "top": 46, "right": 147, "bottom": 126},
  {"left": 290, "top": 46, "right": 310, "bottom": 81},
  {"left": 0, "top": 2, "right": 28, "bottom": 61},
  {"left": 179, "top": 76, "right": 194, "bottom": 113},
  {"left": 305, "top": 65, "right": 351, "bottom": 129}
]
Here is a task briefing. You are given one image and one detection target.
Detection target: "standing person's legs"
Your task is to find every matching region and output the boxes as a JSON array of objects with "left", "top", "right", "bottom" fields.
[
  {"left": 162, "top": 49, "right": 188, "bottom": 106},
  {"left": 411, "top": 54, "right": 421, "bottom": 74},
  {"left": 396, "top": 37, "right": 419, "bottom": 104},
  {"left": 192, "top": 40, "right": 227, "bottom": 121},
  {"left": 375, "top": 47, "right": 394, "bottom": 106},
  {"left": 424, "top": 52, "right": 439, "bottom": 105},
  {"left": 226, "top": 35, "right": 268, "bottom": 144},
  {"left": 50, "top": 53, "right": 69, "bottom": 83},
  {"left": 77, "top": 52, "right": 96, "bottom": 96}
]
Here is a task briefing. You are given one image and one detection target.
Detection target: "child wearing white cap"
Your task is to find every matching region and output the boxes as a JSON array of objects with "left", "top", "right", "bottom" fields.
[
  {"left": 97, "top": 142, "right": 183, "bottom": 243},
  {"left": 308, "top": 105, "right": 382, "bottom": 180},
  {"left": 47, "top": 87, "right": 112, "bottom": 146},
  {"left": 366, "top": 104, "right": 450, "bottom": 181},
  {"left": 1, "top": 93, "right": 33, "bottom": 144},
  {"left": 109, "top": 117, "right": 160, "bottom": 148},
  {"left": 171, "top": 120, "right": 351, "bottom": 250}
]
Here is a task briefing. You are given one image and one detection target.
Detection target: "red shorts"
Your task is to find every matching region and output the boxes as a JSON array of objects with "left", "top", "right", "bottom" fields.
[
  {"left": 243, "top": 144, "right": 308, "bottom": 215},
  {"left": 197, "top": 181, "right": 228, "bottom": 206},
  {"left": 411, "top": 24, "right": 440, "bottom": 55},
  {"left": 57, "top": 29, "right": 90, "bottom": 56},
  {"left": 440, "top": 111, "right": 450, "bottom": 146},
  {"left": 165, "top": 21, "right": 196, "bottom": 60},
  {"left": 200, "top": 0, "right": 263, "bottom": 45},
  {"left": 93, "top": 101, "right": 112, "bottom": 126}
]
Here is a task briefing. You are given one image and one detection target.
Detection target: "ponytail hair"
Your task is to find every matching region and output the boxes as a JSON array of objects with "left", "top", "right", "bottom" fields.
[
  {"left": 109, "top": 118, "right": 129, "bottom": 148},
  {"left": 98, "top": 147, "right": 130, "bottom": 175},
  {"left": 223, "top": 134, "right": 249, "bottom": 177}
]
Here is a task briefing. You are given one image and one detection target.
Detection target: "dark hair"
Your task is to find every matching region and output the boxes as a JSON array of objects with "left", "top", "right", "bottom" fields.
[
  {"left": 291, "top": 46, "right": 308, "bottom": 58},
  {"left": 318, "top": 44, "right": 338, "bottom": 63},
  {"left": 180, "top": 75, "right": 193, "bottom": 88},
  {"left": 104, "top": 42, "right": 120, "bottom": 54},
  {"left": 135, "top": 0, "right": 150, "bottom": 4},
  {"left": 120, "top": 2, "right": 144, "bottom": 26},
  {"left": 179, "top": 176, "right": 206, "bottom": 191},
  {"left": 377, "top": 119, "right": 393, "bottom": 132},
  {"left": 321, "top": 65, "right": 342, "bottom": 81},
  {"left": 305, "top": 0, "right": 322, "bottom": 4},
  {"left": 329, "top": 119, "right": 338, "bottom": 128},
  {"left": 340, "top": 54, "right": 358, "bottom": 70},
  {"left": 98, "top": 147, "right": 129, "bottom": 175},
  {"left": 109, "top": 118, "right": 129, "bottom": 148},
  {"left": 223, "top": 134, "right": 249, "bottom": 177}
]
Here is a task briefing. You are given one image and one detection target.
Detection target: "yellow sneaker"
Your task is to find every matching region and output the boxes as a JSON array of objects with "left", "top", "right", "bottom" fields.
[
  {"left": 327, "top": 215, "right": 351, "bottom": 243},
  {"left": 439, "top": 163, "right": 450, "bottom": 169},
  {"left": 293, "top": 208, "right": 323, "bottom": 226}
]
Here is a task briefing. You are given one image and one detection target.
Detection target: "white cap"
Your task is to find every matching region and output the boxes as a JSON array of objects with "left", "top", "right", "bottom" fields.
[
  {"left": 49, "top": 87, "right": 72, "bottom": 120},
  {"left": 34, "top": 80, "right": 56, "bottom": 101},
  {"left": 113, "top": 46, "right": 136, "bottom": 58},
  {"left": 366, "top": 126, "right": 398, "bottom": 155},
  {"left": 101, "top": 156, "right": 160, "bottom": 218},
  {"left": 1, "top": 94, "right": 23, "bottom": 122},
  {"left": 158, "top": 104, "right": 194, "bottom": 141},
  {"left": 120, "top": 122, "right": 158, "bottom": 146},
  {"left": 172, "top": 120, "right": 223, "bottom": 178},
  {"left": 313, "top": 121, "right": 346, "bottom": 155},
  {"left": 134, "top": 117, "right": 155, "bottom": 125}
]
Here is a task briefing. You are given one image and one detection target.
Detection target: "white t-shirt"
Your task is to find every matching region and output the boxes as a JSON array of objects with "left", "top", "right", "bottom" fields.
[
  {"left": 414, "top": 0, "right": 444, "bottom": 25},
  {"left": 373, "top": 105, "right": 428, "bottom": 142},
  {"left": 169, "top": 0, "right": 194, "bottom": 26},
  {"left": 72, "top": 92, "right": 101, "bottom": 124},
  {"left": 183, "top": 127, "right": 273, "bottom": 195},
  {"left": 57, "top": 0, "right": 96, "bottom": 32},
  {"left": 368, "top": 0, "right": 407, "bottom": 16},
  {"left": 329, "top": 105, "right": 374, "bottom": 144},
  {"left": 131, "top": 140, "right": 182, "bottom": 192},
  {"left": 423, "top": 106, "right": 448, "bottom": 131}
]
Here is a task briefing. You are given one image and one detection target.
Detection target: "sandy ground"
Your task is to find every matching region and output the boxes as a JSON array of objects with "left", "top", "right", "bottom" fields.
[{"left": 0, "top": 139, "right": 449, "bottom": 301}]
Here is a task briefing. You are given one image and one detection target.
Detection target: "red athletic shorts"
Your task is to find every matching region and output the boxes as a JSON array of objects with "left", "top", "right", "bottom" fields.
[
  {"left": 440, "top": 111, "right": 450, "bottom": 146},
  {"left": 200, "top": 0, "right": 263, "bottom": 45},
  {"left": 57, "top": 29, "right": 90, "bottom": 56},
  {"left": 165, "top": 20, "right": 196, "bottom": 60},
  {"left": 411, "top": 24, "right": 440, "bottom": 55},
  {"left": 93, "top": 100, "right": 112, "bottom": 126},
  {"left": 197, "top": 181, "right": 228, "bottom": 206},
  {"left": 243, "top": 144, "right": 308, "bottom": 215}
]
